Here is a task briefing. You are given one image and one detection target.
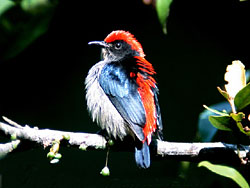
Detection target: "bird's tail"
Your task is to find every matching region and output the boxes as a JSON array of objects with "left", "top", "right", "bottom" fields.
[{"left": 135, "top": 142, "right": 150, "bottom": 169}]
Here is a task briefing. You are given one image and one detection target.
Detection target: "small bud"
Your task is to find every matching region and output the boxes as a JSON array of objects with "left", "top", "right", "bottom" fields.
[
  {"left": 12, "top": 140, "right": 20, "bottom": 149},
  {"left": 47, "top": 152, "right": 55, "bottom": 159},
  {"left": 100, "top": 166, "right": 110, "bottom": 176},
  {"left": 79, "top": 143, "right": 88, "bottom": 151},
  {"left": 54, "top": 153, "right": 62, "bottom": 159},
  {"left": 50, "top": 158, "right": 60, "bottom": 164},
  {"left": 10, "top": 134, "right": 17, "bottom": 140},
  {"left": 63, "top": 134, "right": 70, "bottom": 140},
  {"left": 108, "top": 139, "right": 114, "bottom": 146},
  {"left": 95, "top": 145, "right": 105, "bottom": 150}
]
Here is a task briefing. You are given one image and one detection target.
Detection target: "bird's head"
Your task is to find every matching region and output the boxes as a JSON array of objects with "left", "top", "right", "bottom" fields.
[{"left": 88, "top": 30, "right": 145, "bottom": 62}]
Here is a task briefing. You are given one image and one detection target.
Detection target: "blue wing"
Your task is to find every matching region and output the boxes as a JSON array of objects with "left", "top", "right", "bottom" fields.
[{"left": 99, "top": 62, "right": 146, "bottom": 141}]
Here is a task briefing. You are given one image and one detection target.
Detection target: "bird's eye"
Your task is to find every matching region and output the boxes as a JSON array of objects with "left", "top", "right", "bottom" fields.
[{"left": 114, "top": 42, "right": 122, "bottom": 50}]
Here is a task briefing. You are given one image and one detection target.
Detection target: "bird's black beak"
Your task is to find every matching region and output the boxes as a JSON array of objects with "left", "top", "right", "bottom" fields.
[{"left": 88, "top": 41, "right": 109, "bottom": 48}]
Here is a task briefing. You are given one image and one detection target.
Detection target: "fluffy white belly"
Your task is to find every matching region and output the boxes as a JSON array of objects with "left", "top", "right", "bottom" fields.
[{"left": 85, "top": 61, "right": 130, "bottom": 140}]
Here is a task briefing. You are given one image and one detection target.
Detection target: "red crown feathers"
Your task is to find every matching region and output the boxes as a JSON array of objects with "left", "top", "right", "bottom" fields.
[{"left": 104, "top": 30, "right": 145, "bottom": 57}]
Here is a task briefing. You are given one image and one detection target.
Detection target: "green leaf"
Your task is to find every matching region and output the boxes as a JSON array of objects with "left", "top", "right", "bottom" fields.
[
  {"left": 156, "top": 0, "right": 173, "bottom": 34},
  {"left": 208, "top": 115, "right": 232, "bottom": 131},
  {"left": 234, "top": 82, "right": 250, "bottom": 111},
  {"left": 198, "top": 161, "right": 249, "bottom": 188}
]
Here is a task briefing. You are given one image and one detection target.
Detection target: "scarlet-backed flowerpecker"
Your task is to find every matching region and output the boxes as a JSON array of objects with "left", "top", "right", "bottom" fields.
[{"left": 85, "top": 30, "right": 163, "bottom": 168}]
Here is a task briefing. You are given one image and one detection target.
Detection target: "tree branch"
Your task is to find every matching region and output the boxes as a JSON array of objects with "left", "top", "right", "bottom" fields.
[
  {"left": 0, "top": 140, "right": 20, "bottom": 159},
  {"left": 156, "top": 140, "right": 249, "bottom": 164},
  {"left": 0, "top": 117, "right": 249, "bottom": 165},
  {"left": 0, "top": 116, "right": 106, "bottom": 150}
]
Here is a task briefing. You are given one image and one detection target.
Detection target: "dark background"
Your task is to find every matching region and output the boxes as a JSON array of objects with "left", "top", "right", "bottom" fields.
[{"left": 0, "top": 0, "right": 249, "bottom": 187}]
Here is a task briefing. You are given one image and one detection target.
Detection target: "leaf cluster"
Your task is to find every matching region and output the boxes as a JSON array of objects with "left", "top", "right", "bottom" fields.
[
  {"left": 204, "top": 61, "right": 250, "bottom": 136},
  {"left": 199, "top": 61, "right": 250, "bottom": 188}
]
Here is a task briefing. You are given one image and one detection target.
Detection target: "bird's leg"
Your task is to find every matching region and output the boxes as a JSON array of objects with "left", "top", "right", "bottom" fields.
[{"left": 99, "top": 132, "right": 114, "bottom": 176}]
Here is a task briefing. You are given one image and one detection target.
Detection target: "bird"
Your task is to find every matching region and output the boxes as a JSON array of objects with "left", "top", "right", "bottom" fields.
[{"left": 85, "top": 30, "right": 163, "bottom": 169}]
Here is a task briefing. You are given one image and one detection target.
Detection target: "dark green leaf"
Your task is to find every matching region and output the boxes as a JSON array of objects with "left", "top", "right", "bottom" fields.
[
  {"left": 0, "top": 0, "right": 57, "bottom": 61},
  {"left": 156, "top": 0, "right": 173, "bottom": 34},
  {"left": 234, "top": 82, "right": 250, "bottom": 111},
  {"left": 208, "top": 115, "right": 232, "bottom": 131},
  {"left": 198, "top": 161, "right": 249, "bottom": 188}
]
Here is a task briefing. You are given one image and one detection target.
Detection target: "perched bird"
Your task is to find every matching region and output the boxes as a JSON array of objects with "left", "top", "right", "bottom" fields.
[{"left": 85, "top": 30, "right": 163, "bottom": 168}]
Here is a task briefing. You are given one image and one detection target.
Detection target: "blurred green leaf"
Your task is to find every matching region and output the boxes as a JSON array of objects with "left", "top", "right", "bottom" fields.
[
  {"left": 198, "top": 161, "right": 249, "bottom": 188},
  {"left": 156, "top": 0, "right": 173, "bottom": 34},
  {"left": 21, "top": 0, "right": 52, "bottom": 13},
  {"left": 0, "top": 0, "right": 15, "bottom": 16},
  {"left": 208, "top": 115, "right": 232, "bottom": 131},
  {"left": 0, "top": 0, "right": 57, "bottom": 61},
  {"left": 234, "top": 82, "right": 250, "bottom": 111}
]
